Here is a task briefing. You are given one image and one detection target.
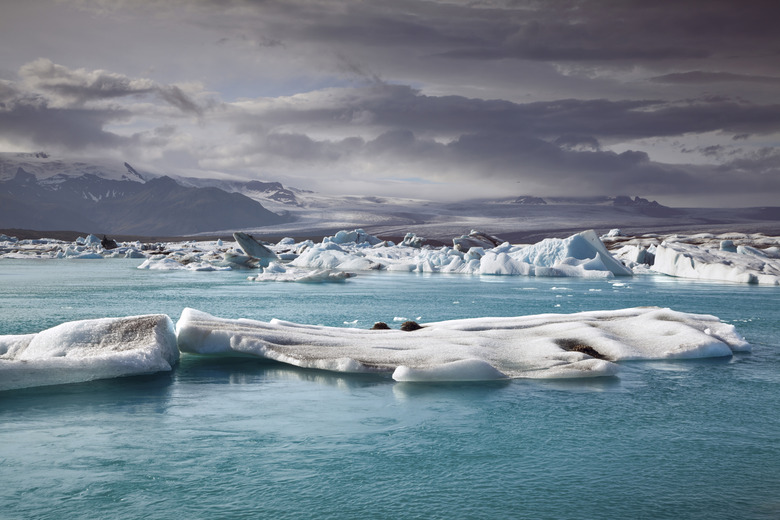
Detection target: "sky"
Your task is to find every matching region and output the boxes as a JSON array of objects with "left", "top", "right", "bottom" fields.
[{"left": 1, "top": 0, "right": 779, "bottom": 206}]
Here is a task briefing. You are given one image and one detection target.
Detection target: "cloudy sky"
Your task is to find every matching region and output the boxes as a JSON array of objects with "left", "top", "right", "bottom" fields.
[{"left": 1, "top": 0, "right": 779, "bottom": 205}]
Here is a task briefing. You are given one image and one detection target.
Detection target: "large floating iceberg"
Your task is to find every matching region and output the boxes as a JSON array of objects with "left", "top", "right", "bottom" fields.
[
  {"left": 175, "top": 307, "right": 749, "bottom": 382},
  {"left": 283, "top": 229, "right": 632, "bottom": 278},
  {"left": 0, "top": 315, "right": 178, "bottom": 391}
]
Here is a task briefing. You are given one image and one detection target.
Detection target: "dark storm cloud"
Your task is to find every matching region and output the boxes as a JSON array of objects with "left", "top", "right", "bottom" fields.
[
  {"left": 0, "top": 98, "right": 131, "bottom": 149},
  {"left": 0, "top": 60, "right": 191, "bottom": 151},
  {"left": 248, "top": 83, "right": 780, "bottom": 141},
  {"left": 227, "top": 76, "right": 780, "bottom": 198},
  {"left": 223, "top": 0, "right": 780, "bottom": 74}
]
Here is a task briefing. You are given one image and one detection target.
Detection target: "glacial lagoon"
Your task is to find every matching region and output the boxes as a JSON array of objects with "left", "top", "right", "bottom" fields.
[{"left": 1, "top": 258, "right": 780, "bottom": 519}]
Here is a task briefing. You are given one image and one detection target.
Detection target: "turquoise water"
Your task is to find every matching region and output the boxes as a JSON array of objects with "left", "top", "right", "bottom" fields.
[{"left": 1, "top": 259, "right": 780, "bottom": 519}]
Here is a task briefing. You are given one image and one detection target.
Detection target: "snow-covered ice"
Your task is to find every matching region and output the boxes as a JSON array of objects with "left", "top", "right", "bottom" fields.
[
  {"left": 0, "top": 314, "right": 178, "bottom": 391},
  {"left": 233, "top": 232, "right": 279, "bottom": 266},
  {"left": 4, "top": 227, "right": 780, "bottom": 285},
  {"left": 281, "top": 228, "right": 633, "bottom": 278},
  {"left": 652, "top": 240, "right": 780, "bottom": 285},
  {"left": 175, "top": 307, "right": 749, "bottom": 382}
]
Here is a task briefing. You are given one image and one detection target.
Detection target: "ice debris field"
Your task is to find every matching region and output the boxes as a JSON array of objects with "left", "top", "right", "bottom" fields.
[
  {"left": 3, "top": 227, "right": 780, "bottom": 285},
  {"left": 0, "top": 227, "right": 773, "bottom": 390},
  {"left": 0, "top": 307, "right": 751, "bottom": 391}
]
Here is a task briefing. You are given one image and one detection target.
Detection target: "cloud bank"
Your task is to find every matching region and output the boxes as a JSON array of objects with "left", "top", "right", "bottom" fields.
[{"left": 1, "top": 0, "right": 779, "bottom": 205}]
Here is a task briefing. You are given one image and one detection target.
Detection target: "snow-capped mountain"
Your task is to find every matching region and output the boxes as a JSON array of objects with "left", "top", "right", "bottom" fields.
[
  {"left": 0, "top": 153, "right": 149, "bottom": 184},
  {"left": 177, "top": 177, "right": 301, "bottom": 207},
  {"left": 0, "top": 153, "right": 292, "bottom": 236},
  {"left": 1, "top": 153, "right": 779, "bottom": 240}
]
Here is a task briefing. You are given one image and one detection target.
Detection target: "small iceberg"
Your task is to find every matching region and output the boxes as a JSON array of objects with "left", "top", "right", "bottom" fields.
[
  {"left": 233, "top": 231, "right": 279, "bottom": 267},
  {"left": 0, "top": 315, "right": 179, "bottom": 391},
  {"left": 652, "top": 241, "right": 780, "bottom": 285},
  {"left": 175, "top": 307, "right": 749, "bottom": 382}
]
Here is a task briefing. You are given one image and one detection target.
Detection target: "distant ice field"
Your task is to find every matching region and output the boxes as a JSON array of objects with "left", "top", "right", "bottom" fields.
[{"left": 1, "top": 259, "right": 780, "bottom": 519}]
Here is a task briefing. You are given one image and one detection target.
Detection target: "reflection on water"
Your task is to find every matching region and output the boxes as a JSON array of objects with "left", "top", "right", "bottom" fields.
[
  {"left": 0, "top": 372, "right": 175, "bottom": 413},
  {"left": 176, "top": 354, "right": 392, "bottom": 390}
]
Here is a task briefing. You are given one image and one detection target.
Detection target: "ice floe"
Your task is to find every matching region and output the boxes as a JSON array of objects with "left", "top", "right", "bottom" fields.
[
  {"left": 652, "top": 241, "right": 780, "bottom": 285},
  {"left": 175, "top": 307, "right": 749, "bottom": 382},
  {"left": 0, "top": 314, "right": 178, "bottom": 391}
]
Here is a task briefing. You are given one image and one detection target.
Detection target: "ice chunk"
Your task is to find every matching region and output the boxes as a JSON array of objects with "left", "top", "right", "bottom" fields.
[
  {"left": 394, "top": 359, "right": 507, "bottom": 382},
  {"left": 248, "top": 266, "right": 356, "bottom": 283},
  {"left": 0, "top": 314, "right": 178, "bottom": 391},
  {"left": 175, "top": 307, "right": 748, "bottom": 382},
  {"left": 401, "top": 232, "right": 424, "bottom": 248},
  {"left": 453, "top": 230, "right": 503, "bottom": 251},
  {"left": 510, "top": 230, "right": 632, "bottom": 277},
  {"left": 83, "top": 234, "right": 102, "bottom": 246},
  {"left": 326, "top": 229, "right": 383, "bottom": 246},
  {"left": 233, "top": 232, "right": 279, "bottom": 266},
  {"left": 653, "top": 241, "right": 780, "bottom": 285}
]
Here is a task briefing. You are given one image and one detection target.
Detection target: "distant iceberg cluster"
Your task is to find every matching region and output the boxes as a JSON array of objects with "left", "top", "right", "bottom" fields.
[
  {"left": 2, "top": 228, "right": 780, "bottom": 284},
  {"left": 607, "top": 231, "right": 780, "bottom": 285},
  {"left": 0, "top": 306, "right": 751, "bottom": 390},
  {"left": 136, "top": 229, "right": 634, "bottom": 280},
  {"left": 0, "top": 233, "right": 146, "bottom": 260}
]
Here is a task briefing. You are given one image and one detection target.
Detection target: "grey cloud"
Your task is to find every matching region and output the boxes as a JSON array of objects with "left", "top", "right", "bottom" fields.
[
  {"left": 651, "top": 71, "right": 780, "bottom": 84},
  {"left": 554, "top": 135, "right": 600, "bottom": 151},
  {"left": 250, "top": 83, "right": 780, "bottom": 140},
  {"left": 227, "top": 81, "right": 780, "bottom": 199},
  {"left": 20, "top": 59, "right": 203, "bottom": 115},
  {"left": 0, "top": 98, "right": 131, "bottom": 149},
  {"left": 216, "top": 0, "right": 780, "bottom": 73},
  {"left": 157, "top": 85, "right": 203, "bottom": 116}
]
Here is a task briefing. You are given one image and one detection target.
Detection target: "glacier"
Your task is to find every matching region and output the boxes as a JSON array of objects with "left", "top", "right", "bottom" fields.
[
  {"left": 0, "top": 314, "right": 179, "bottom": 391},
  {"left": 175, "top": 307, "right": 750, "bottom": 382}
]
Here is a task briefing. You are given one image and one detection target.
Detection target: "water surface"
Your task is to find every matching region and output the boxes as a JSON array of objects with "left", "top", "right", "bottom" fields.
[{"left": 1, "top": 259, "right": 779, "bottom": 519}]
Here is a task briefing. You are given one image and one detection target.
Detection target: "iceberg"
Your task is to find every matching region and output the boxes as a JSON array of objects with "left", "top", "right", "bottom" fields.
[
  {"left": 175, "top": 307, "right": 748, "bottom": 382},
  {"left": 653, "top": 241, "right": 780, "bottom": 285},
  {"left": 0, "top": 314, "right": 178, "bottom": 391},
  {"left": 248, "top": 264, "right": 356, "bottom": 283},
  {"left": 504, "top": 230, "right": 633, "bottom": 277},
  {"left": 452, "top": 230, "right": 503, "bottom": 251},
  {"left": 326, "top": 229, "right": 383, "bottom": 246},
  {"left": 286, "top": 229, "right": 631, "bottom": 278},
  {"left": 233, "top": 232, "right": 279, "bottom": 267}
]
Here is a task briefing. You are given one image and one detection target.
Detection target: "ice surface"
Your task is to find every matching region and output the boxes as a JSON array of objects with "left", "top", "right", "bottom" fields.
[
  {"left": 326, "top": 229, "right": 383, "bottom": 246},
  {"left": 653, "top": 241, "right": 780, "bottom": 285},
  {"left": 175, "top": 307, "right": 749, "bottom": 382},
  {"left": 5, "top": 227, "right": 779, "bottom": 287},
  {"left": 247, "top": 265, "right": 356, "bottom": 283},
  {"left": 233, "top": 232, "right": 279, "bottom": 266},
  {"left": 0, "top": 315, "right": 178, "bottom": 391},
  {"left": 282, "top": 229, "right": 632, "bottom": 278}
]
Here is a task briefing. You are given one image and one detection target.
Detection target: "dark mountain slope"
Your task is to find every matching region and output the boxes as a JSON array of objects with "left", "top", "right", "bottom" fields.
[{"left": 0, "top": 170, "right": 293, "bottom": 235}]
